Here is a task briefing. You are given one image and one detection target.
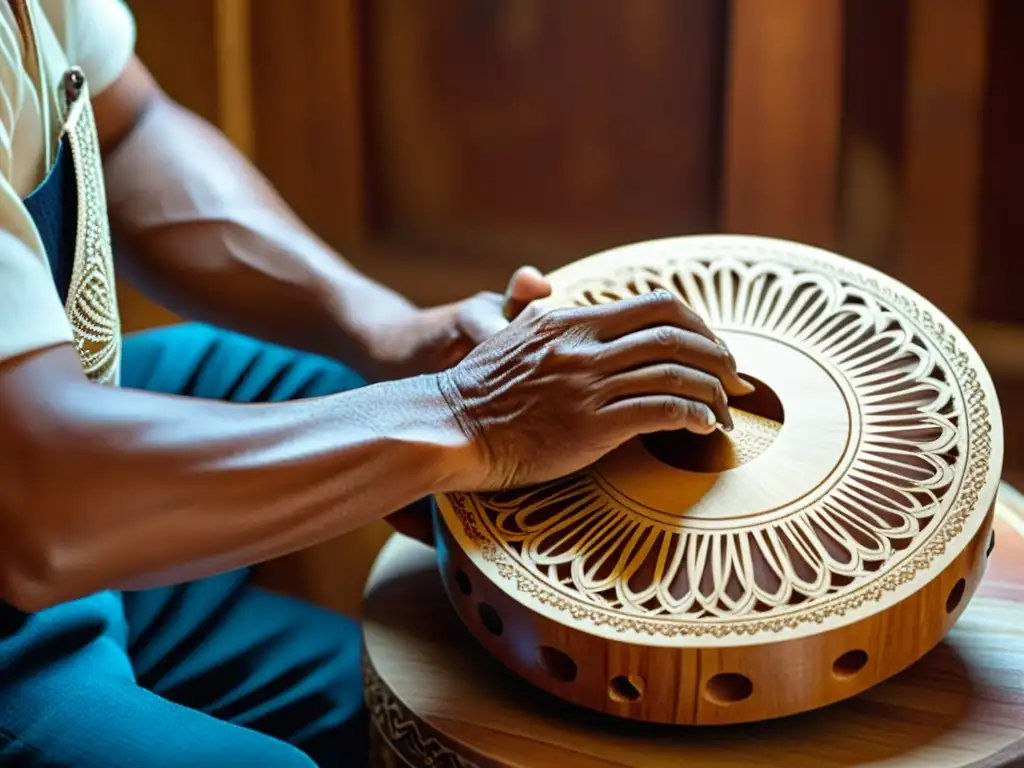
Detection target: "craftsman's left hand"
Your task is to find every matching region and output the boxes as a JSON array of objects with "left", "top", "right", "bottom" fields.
[
  {"left": 456, "top": 265, "right": 552, "bottom": 346},
  {"left": 383, "top": 266, "right": 551, "bottom": 546},
  {"left": 372, "top": 266, "right": 552, "bottom": 379}
]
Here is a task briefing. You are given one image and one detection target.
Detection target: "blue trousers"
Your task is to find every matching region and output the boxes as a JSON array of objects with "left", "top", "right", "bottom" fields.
[{"left": 0, "top": 325, "right": 372, "bottom": 767}]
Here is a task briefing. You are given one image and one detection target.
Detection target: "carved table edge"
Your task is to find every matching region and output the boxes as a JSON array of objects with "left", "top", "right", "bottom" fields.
[{"left": 364, "top": 653, "right": 498, "bottom": 768}]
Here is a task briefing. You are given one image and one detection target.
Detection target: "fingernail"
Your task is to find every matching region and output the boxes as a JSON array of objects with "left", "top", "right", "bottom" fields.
[{"left": 738, "top": 377, "right": 756, "bottom": 393}]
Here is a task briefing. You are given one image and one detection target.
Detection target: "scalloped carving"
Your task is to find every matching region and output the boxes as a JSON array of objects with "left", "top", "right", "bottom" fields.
[{"left": 439, "top": 238, "right": 997, "bottom": 638}]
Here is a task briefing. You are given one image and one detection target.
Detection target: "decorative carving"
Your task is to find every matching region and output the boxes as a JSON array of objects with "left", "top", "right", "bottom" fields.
[
  {"left": 439, "top": 238, "right": 996, "bottom": 638},
  {"left": 365, "top": 658, "right": 481, "bottom": 768},
  {"left": 63, "top": 74, "right": 122, "bottom": 386}
]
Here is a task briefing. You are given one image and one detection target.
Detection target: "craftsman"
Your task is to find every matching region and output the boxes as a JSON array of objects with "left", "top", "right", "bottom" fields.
[{"left": 0, "top": 1, "right": 750, "bottom": 765}]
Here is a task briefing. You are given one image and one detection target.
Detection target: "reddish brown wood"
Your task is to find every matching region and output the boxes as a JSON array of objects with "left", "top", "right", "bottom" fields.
[
  {"left": 977, "top": 0, "right": 1024, "bottom": 325},
  {"left": 899, "top": 0, "right": 989, "bottom": 325},
  {"left": 249, "top": 0, "right": 368, "bottom": 247},
  {"left": 722, "top": 0, "right": 844, "bottom": 251},
  {"left": 838, "top": 0, "right": 908, "bottom": 272},
  {"left": 366, "top": 0, "right": 727, "bottom": 271}
]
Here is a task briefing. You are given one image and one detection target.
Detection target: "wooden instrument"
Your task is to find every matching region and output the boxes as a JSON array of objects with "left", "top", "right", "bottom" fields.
[
  {"left": 432, "top": 234, "right": 1005, "bottom": 726},
  {"left": 363, "top": 483, "right": 1024, "bottom": 767}
]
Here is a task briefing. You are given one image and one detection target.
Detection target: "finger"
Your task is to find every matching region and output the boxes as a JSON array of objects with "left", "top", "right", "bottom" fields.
[
  {"left": 503, "top": 265, "right": 552, "bottom": 320},
  {"left": 598, "top": 364, "right": 733, "bottom": 431},
  {"left": 587, "top": 289, "right": 716, "bottom": 343},
  {"left": 458, "top": 292, "right": 508, "bottom": 343},
  {"left": 597, "top": 326, "right": 755, "bottom": 397},
  {"left": 599, "top": 395, "right": 719, "bottom": 437}
]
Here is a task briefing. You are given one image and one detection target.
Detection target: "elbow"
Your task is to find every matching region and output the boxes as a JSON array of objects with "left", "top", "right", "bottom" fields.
[
  {"left": 0, "top": 346, "right": 100, "bottom": 612},
  {"left": 0, "top": 522, "right": 67, "bottom": 613},
  {"left": 0, "top": 427, "right": 72, "bottom": 613}
]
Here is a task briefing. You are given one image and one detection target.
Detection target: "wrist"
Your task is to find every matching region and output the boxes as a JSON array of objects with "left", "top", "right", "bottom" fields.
[{"left": 379, "top": 372, "right": 485, "bottom": 493}]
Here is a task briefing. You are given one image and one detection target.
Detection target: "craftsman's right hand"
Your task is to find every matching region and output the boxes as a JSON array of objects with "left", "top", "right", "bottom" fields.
[{"left": 440, "top": 289, "right": 754, "bottom": 490}]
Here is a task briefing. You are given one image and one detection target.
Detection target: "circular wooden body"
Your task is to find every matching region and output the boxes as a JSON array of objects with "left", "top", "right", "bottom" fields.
[
  {"left": 365, "top": 484, "right": 1024, "bottom": 767},
  {"left": 433, "top": 235, "right": 1004, "bottom": 725}
]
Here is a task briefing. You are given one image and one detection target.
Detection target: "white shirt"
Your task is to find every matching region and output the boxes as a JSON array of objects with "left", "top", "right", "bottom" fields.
[{"left": 0, "top": 0, "right": 134, "bottom": 364}]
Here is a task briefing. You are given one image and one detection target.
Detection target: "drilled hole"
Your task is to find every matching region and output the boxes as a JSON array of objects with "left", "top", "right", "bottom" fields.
[
  {"left": 987, "top": 530, "right": 995, "bottom": 558},
  {"left": 536, "top": 646, "right": 577, "bottom": 683},
  {"left": 455, "top": 569, "right": 472, "bottom": 596},
  {"left": 478, "top": 603, "right": 503, "bottom": 636},
  {"left": 946, "top": 578, "right": 966, "bottom": 614},
  {"left": 832, "top": 649, "right": 869, "bottom": 679},
  {"left": 705, "top": 673, "right": 753, "bottom": 705},
  {"left": 609, "top": 674, "right": 645, "bottom": 703},
  {"left": 642, "top": 374, "right": 783, "bottom": 473}
]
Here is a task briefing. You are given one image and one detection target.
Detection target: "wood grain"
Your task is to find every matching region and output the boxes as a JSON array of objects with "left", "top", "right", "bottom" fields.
[
  {"left": 898, "top": 0, "right": 989, "bottom": 326},
  {"left": 367, "top": 0, "right": 726, "bottom": 269},
  {"left": 249, "top": 0, "right": 368, "bottom": 247},
  {"left": 722, "top": 0, "right": 844, "bottom": 250},
  {"left": 434, "top": 235, "right": 1003, "bottom": 727},
  {"left": 364, "top": 482, "right": 1024, "bottom": 767},
  {"left": 214, "top": 0, "right": 254, "bottom": 157}
]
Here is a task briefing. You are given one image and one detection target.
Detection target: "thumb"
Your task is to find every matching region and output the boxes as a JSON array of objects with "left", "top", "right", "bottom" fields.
[{"left": 503, "top": 265, "right": 552, "bottom": 320}]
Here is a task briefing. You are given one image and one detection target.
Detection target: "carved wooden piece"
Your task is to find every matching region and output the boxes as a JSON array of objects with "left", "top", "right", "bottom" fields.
[
  {"left": 433, "top": 235, "right": 1004, "bottom": 725},
  {"left": 364, "top": 483, "right": 1024, "bottom": 767}
]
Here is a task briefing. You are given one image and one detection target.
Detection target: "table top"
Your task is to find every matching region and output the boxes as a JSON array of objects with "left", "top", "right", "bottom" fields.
[{"left": 363, "top": 482, "right": 1024, "bottom": 767}]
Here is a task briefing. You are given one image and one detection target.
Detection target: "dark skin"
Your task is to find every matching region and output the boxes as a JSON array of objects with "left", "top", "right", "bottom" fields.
[{"left": 0, "top": 58, "right": 752, "bottom": 612}]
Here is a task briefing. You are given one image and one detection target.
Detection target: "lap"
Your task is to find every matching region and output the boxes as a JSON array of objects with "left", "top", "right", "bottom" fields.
[
  {"left": 120, "top": 323, "right": 366, "bottom": 401},
  {"left": 1, "top": 325, "right": 371, "bottom": 766}
]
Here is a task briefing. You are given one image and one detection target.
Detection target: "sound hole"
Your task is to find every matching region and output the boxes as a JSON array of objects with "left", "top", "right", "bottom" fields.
[
  {"left": 832, "top": 649, "right": 869, "bottom": 679},
  {"left": 536, "top": 646, "right": 578, "bottom": 683},
  {"left": 705, "top": 673, "right": 753, "bottom": 705},
  {"left": 455, "top": 569, "right": 473, "bottom": 596},
  {"left": 609, "top": 674, "right": 645, "bottom": 703},
  {"left": 478, "top": 603, "right": 503, "bottom": 636},
  {"left": 946, "top": 578, "right": 966, "bottom": 614},
  {"left": 642, "top": 375, "right": 784, "bottom": 473},
  {"left": 987, "top": 530, "right": 995, "bottom": 558}
]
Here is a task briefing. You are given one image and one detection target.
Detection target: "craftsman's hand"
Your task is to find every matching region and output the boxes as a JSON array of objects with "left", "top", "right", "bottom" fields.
[
  {"left": 455, "top": 265, "right": 552, "bottom": 344},
  {"left": 370, "top": 267, "right": 552, "bottom": 380},
  {"left": 443, "top": 289, "right": 755, "bottom": 490},
  {"left": 383, "top": 267, "right": 550, "bottom": 543}
]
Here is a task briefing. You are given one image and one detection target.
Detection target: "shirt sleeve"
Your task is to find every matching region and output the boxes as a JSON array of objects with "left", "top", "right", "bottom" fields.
[{"left": 38, "top": 0, "right": 136, "bottom": 95}]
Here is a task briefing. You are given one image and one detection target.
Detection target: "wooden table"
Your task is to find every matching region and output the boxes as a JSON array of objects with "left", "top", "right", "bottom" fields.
[{"left": 362, "top": 483, "right": 1024, "bottom": 767}]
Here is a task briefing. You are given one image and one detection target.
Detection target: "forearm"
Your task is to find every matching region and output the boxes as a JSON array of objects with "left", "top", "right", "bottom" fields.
[
  {"left": 102, "top": 88, "right": 414, "bottom": 377},
  {"left": 0, "top": 347, "right": 470, "bottom": 610}
]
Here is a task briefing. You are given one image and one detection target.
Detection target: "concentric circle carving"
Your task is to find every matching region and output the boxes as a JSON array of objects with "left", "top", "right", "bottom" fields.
[{"left": 438, "top": 236, "right": 1001, "bottom": 640}]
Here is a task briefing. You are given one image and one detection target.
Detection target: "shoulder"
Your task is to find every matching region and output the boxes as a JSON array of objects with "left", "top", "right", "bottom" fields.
[{"left": 37, "top": 0, "right": 136, "bottom": 95}]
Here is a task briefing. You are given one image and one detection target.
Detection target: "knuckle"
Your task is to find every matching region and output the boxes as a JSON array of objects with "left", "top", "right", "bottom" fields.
[
  {"left": 645, "top": 288, "right": 677, "bottom": 307},
  {"left": 655, "top": 326, "right": 679, "bottom": 349},
  {"left": 709, "top": 342, "right": 732, "bottom": 367},
  {"left": 543, "top": 306, "right": 575, "bottom": 329},
  {"left": 663, "top": 365, "right": 686, "bottom": 390},
  {"left": 661, "top": 397, "right": 685, "bottom": 421}
]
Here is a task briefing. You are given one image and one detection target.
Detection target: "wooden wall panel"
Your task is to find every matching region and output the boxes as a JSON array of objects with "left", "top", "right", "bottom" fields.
[
  {"left": 119, "top": 0, "right": 222, "bottom": 333},
  {"left": 898, "top": 0, "right": 988, "bottom": 327},
  {"left": 249, "top": 1, "right": 367, "bottom": 248},
  {"left": 978, "top": 0, "right": 1024, "bottom": 325},
  {"left": 723, "top": 0, "right": 844, "bottom": 251},
  {"left": 125, "top": 0, "right": 220, "bottom": 123},
  {"left": 839, "top": 0, "right": 908, "bottom": 273},
  {"left": 366, "top": 0, "right": 727, "bottom": 271}
]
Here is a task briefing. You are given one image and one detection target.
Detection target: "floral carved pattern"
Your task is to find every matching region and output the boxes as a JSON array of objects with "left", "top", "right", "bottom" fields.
[{"left": 440, "top": 239, "right": 996, "bottom": 638}]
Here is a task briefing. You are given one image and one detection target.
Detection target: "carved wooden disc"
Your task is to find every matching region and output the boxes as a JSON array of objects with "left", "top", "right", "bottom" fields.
[{"left": 434, "top": 235, "right": 1004, "bottom": 725}]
